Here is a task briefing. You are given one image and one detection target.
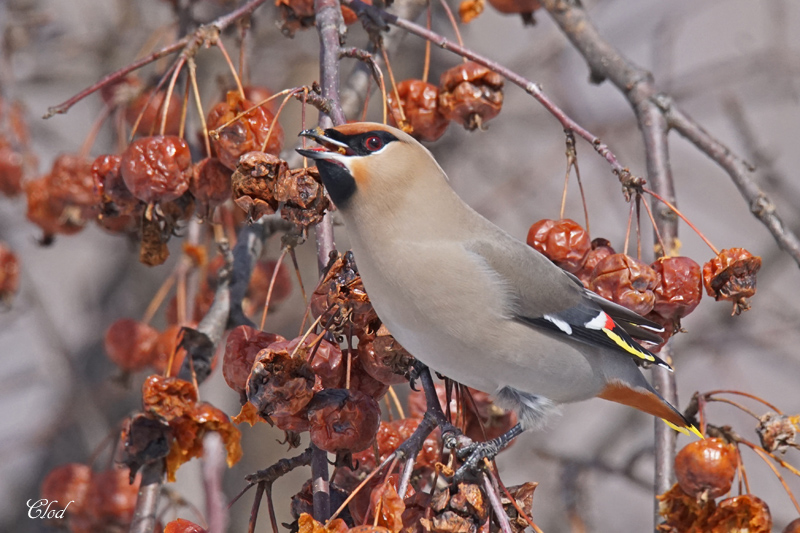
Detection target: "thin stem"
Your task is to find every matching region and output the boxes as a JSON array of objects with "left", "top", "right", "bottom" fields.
[
  {"left": 642, "top": 187, "right": 719, "bottom": 255},
  {"left": 259, "top": 247, "right": 289, "bottom": 330},
  {"left": 702, "top": 390, "right": 782, "bottom": 414},
  {"left": 188, "top": 58, "right": 212, "bottom": 158},
  {"left": 738, "top": 439, "right": 800, "bottom": 514},
  {"left": 216, "top": 38, "right": 245, "bottom": 99},
  {"left": 705, "top": 397, "right": 762, "bottom": 420},
  {"left": 160, "top": 57, "right": 185, "bottom": 136},
  {"left": 640, "top": 192, "right": 667, "bottom": 256}
]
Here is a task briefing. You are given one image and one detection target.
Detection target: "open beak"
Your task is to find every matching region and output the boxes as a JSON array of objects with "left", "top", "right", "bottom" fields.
[{"left": 297, "top": 128, "right": 354, "bottom": 159}]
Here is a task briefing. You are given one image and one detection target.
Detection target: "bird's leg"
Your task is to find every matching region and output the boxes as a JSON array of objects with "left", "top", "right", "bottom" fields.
[
  {"left": 410, "top": 361, "right": 461, "bottom": 437},
  {"left": 453, "top": 423, "right": 525, "bottom": 481}
]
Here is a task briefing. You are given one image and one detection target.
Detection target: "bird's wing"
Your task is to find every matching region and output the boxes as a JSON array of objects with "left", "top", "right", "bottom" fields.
[{"left": 465, "top": 235, "right": 670, "bottom": 370}]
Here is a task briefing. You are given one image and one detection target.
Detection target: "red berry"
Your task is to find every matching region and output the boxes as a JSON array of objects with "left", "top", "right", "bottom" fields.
[
  {"left": 222, "top": 326, "right": 286, "bottom": 397},
  {"left": 526, "top": 218, "right": 591, "bottom": 273},
  {"left": 708, "top": 494, "right": 771, "bottom": 533},
  {"left": 388, "top": 80, "right": 450, "bottom": 142},
  {"left": 589, "top": 253, "right": 659, "bottom": 316},
  {"left": 703, "top": 248, "right": 762, "bottom": 315},
  {"left": 206, "top": 91, "right": 283, "bottom": 170},
  {"left": 438, "top": 62, "right": 504, "bottom": 131},
  {"left": 164, "top": 518, "right": 208, "bottom": 533},
  {"left": 40, "top": 463, "right": 92, "bottom": 519},
  {"left": 675, "top": 438, "right": 737, "bottom": 500},
  {"left": 307, "top": 389, "right": 381, "bottom": 453},
  {"left": 85, "top": 468, "right": 140, "bottom": 527},
  {"left": 120, "top": 135, "right": 192, "bottom": 203},
  {"left": 652, "top": 256, "right": 703, "bottom": 321},
  {"left": 190, "top": 157, "right": 232, "bottom": 218},
  {"left": 104, "top": 318, "right": 159, "bottom": 372}
]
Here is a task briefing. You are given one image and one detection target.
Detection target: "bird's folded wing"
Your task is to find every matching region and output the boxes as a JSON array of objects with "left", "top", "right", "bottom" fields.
[{"left": 464, "top": 236, "right": 670, "bottom": 370}]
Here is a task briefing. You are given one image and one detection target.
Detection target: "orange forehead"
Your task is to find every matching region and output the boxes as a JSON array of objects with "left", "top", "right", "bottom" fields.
[{"left": 330, "top": 122, "right": 396, "bottom": 136}]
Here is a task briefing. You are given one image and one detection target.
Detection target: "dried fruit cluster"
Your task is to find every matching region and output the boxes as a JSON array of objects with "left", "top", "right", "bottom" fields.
[
  {"left": 232, "top": 151, "right": 330, "bottom": 227},
  {"left": 39, "top": 463, "right": 143, "bottom": 533},
  {"left": 658, "top": 438, "right": 772, "bottom": 532},
  {"left": 526, "top": 218, "right": 760, "bottom": 350},
  {"left": 389, "top": 62, "right": 505, "bottom": 141},
  {"left": 0, "top": 97, "right": 37, "bottom": 198}
]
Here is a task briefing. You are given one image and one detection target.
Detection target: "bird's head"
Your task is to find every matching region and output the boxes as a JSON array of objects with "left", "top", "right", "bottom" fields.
[{"left": 297, "top": 122, "right": 445, "bottom": 209}]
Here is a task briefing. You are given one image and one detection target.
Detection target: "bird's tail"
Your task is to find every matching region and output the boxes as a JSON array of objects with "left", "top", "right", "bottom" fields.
[{"left": 598, "top": 381, "right": 703, "bottom": 438}]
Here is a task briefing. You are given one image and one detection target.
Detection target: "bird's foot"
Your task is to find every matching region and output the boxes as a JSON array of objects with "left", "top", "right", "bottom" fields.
[{"left": 449, "top": 423, "right": 525, "bottom": 481}]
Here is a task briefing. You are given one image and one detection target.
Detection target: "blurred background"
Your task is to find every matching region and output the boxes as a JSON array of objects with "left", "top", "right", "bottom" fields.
[{"left": 1, "top": 0, "right": 799, "bottom": 531}]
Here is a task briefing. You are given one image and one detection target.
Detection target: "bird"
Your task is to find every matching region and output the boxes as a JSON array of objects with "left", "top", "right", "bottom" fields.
[{"left": 296, "top": 122, "right": 702, "bottom": 455}]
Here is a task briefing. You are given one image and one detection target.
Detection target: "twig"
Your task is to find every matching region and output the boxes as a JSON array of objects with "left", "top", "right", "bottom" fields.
[
  {"left": 129, "top": 461, "right": 165, "bottom": 533},
  {"left": 202, "top": 433, "right": 229, "bottom": 533},
  {"left": 44, "top": 0, "right": 269, "bottom": 118},
  {"left": 483, "top": 470, "right": 513, "bottom": 533},
  {"left": 343, "top": 0, "right": 632, "bottom": 178},
  {"left": 228, "top": 215, "right": 294, "bottom": 328}
]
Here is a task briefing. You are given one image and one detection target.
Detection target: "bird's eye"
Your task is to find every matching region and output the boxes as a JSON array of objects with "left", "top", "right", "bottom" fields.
[{"left": 364, "top": 136, "right": 383, "bottom": 152}]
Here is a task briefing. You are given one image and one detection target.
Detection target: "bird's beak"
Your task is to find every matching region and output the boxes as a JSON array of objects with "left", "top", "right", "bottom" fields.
[{"left": 297, "top": 127, "right": 354, "bottom": 159}]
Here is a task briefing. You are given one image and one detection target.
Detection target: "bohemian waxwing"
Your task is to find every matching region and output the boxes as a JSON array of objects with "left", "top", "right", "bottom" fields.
[{"left": 297, "top": 122, "right": 701, "bottom": 442}]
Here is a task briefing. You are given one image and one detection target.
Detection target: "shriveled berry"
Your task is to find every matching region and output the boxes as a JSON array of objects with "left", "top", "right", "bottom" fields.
[
  {"left": 307, "top": 388, "right": 381, "bottom": 453},
  {"left": 104, "top": 318, "right": 159, "bottom": 372},
  {"left": 121, "top": 135, "right": 192, "bottom": 203},
  {"left": 657, "top": 482, "right": 717, "bottom": 532},
  {"left": 276, "top": 0, "right": 315, "bottom": 36},
  {"left": 459, "top": 0, "right": 485, "bottom": 24},
  {"left": 231, "top": 151, "right": 287, "bottom": 221},
  {"left": 222, "top": 325, "right": 286, "bottom": 397},
  {"left": 438, "top": 62, "right": 504, "bottom": 131},
  {"left": 85, "top": 468, "right": 140, "bottom": 528},
  {"left": 274, "top": 166, "right": 330, "bottom": 228},
  {"left": 92, "top": 154, "right": 140, "bottom": 215},
  {"left": 139, "top": 214, "right": 170, "bottom": 266},
  {"left": 125, "top": 88, "right": 182, "bottom": 136},
  {"left": 40, "top": 463, "right": 92, "bottom": 520},
  {"left": 575, "top": 238, "right": 615, "bottom": 287},
  {"left": 703, "top": 248, "right": 761, "bottom": 315},
  {"left": 708, "top": 494, "right": 771, "bottom": 533},
  {"left": 247, "top": 343, "right": 315, "bottom": 419},
  {"left": 349, "top": 357, "right": 391, "bottom": 400},
  {"left": 190, "top": 157, "right": 232, "bottom": 218},
  {"left": 388, "top": 80, "right": 450, "bottom": 142},
  {"left": 0, "top": 243, "right": 20, "bottom": 303},
  {"left": 207, "top": 91, "right": 283, "bottom": 170},
  {"left": 675, "top": 438, "right": 737, "bottom": 500},
  {"left": 310, "top": 251, "right": 378, "bottom": 335},
  {"left": 590, "top": 253, "right": 659, "bottom": 316},
  {"left": 526, "top": 218, "right": 591, "bottom": 274},
  {"left": 756, "top": 413, "right": 799, "bottom": 454},
  {"left": 652, "top": 256, "right": 703, "bottom": 322},
  {"left": 26, "top": 177, "right": 78, "bottom": 237},
  {"left": 357, "top": 327, "right": 414, "bottom": 385}
]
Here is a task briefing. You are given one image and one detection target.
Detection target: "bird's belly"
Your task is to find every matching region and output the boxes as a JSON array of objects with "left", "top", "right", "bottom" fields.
[{"left": 352, "top": 245, "right": 605, "bottom": 403}]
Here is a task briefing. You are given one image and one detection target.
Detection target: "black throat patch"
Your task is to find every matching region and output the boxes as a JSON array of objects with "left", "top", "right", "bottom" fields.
[{"left": 315, "top": 158, "right": 357, "bottom": 207}]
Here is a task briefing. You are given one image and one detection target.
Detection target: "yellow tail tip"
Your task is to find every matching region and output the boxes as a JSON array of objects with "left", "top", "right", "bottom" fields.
[{"left": 662, "top": 419, "right": 704, "bottom": 439}]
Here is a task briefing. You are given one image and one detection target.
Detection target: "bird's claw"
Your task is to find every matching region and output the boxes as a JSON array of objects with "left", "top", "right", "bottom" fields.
[{"left": 452, "top": 440, "right": 499, "bottom": 481}]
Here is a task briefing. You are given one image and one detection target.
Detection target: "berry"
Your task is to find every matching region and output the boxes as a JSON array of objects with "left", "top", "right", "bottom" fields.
[
  {"left": 590, "top": 253, "right": 659, "bottom": 316},
  {"left": 190, "top": 157, "right": 232, "bottom": 218},
  {"left": 40, "top": 463, "right": 92, "bottom": 521},
  {"left": 674, "top": 438, "right": 737, "bottom": 500},
  {"left": 387, "top": 80, "right": 450, "bottom": 142},
  {"left": 708, "top": 494, "right": 771, "bottom": 533},
  {"left": 247, "top": 343, "right": 315, "bottom": 420},
  {"left": 231, "top": 151, "right": 287, "bottom": 221},
  {"left": 357, "top": 327, "right": 414, "bottom": 385},
  {"left": 438, "top": 62, "right": 504, "bottom": 131},
  {"left": 206, "top": 91, "right": 283, "bottom": 170},
  {"left": 120, "top": 135, "right": 192, "bottom": 204},
  {"left": 222, "top": 325, "right": 286, "bottom": 397},
  {"left": 104, "top": 318, "right": 159, "bottom": 372},
  {"left": 526, "top": 218, "right": 591, "bottom": 274},
  {"left": 703, "top": 248, "right": 761, "bottom": 315},
  {"left": 84, "top": 468, "right": 140, "bottom": 528},
  {"left": 274, "top": 166, "right": 330, "bottom": 228},
  {"left": 652, "top": 256, "right": 703, "bottom": 322},
  {"left": 575, "top": 237, "right": 615, "bottom": 287},
  {"left": 307, "top": 389, "right": 381, "bottom": 453},
  {"left": 164, "top": 518, "right": 208, "bottom": 533}
]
